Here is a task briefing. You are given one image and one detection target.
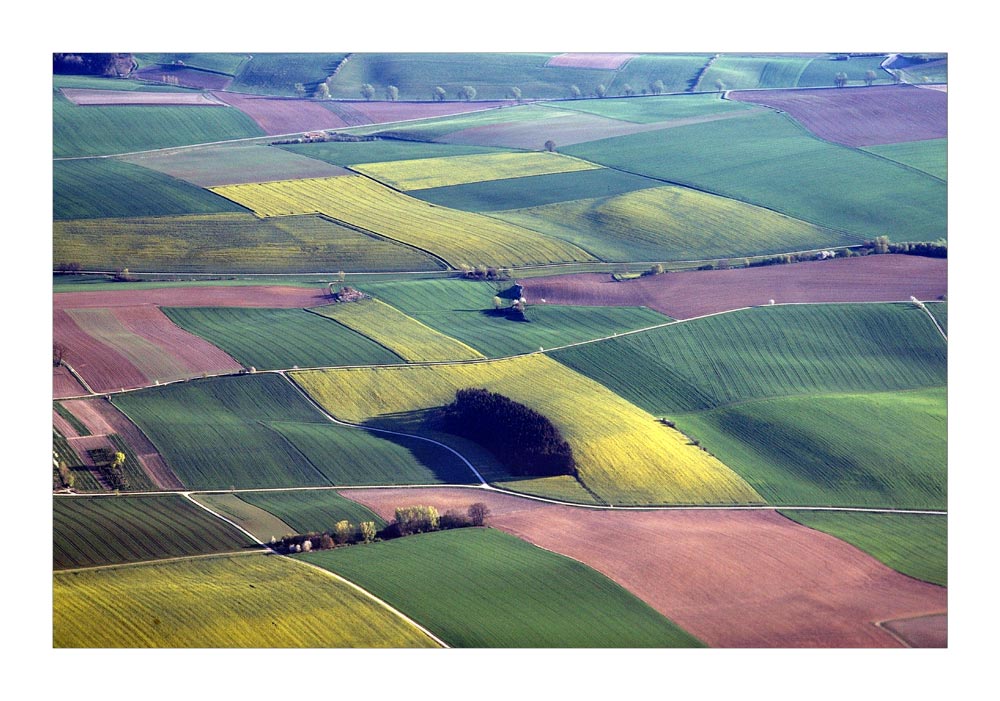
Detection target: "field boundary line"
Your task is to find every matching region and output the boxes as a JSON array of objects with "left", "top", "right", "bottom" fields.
[
  {"left": 183, "top": 491, "right": 272, "bottom": 546},
  {"left": 872, "top": 611, "right": 949, "bottom": 649},
  {"left": 917, "top": 300, "right": 948, "bottom": 341},
  {"left": 55, "top": 548, "right": 266, "bottom": 575},
  {"left": 59, "top": 361, "right": 97, "bottom": 395}
]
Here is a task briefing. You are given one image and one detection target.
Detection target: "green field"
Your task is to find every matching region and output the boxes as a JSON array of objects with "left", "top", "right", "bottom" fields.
[
  {"left": 53, "top": 91, "right": 264, "bottom": 158},
  {"left": 780, "top": 510, "right": 947, "bottom": 586},
  {"left": 927, "top": 302, "right": 948, "bottom": 335},
  {"left": 52, "top": 429, "right": 103, "bottom": 492},
  {"left": 552, "top": 304, "right": 948, "bottom": 413},
  {"left": 227, "top": 53, "right": 348, "bottom": 95},
  {"left": 698, "top": 54, "right": 891, "bottom": 91},
  {"left": 135, "top": 53, "right": 250, "bottom": 75},
  {"left": 325, "top": 52, "right": 614, "bottom": 101},
  {"left": 540, "top": 92, "right": 756, "bottom": 123},
  {"left": 278, "top": 139, "right": 510, "bottom": 166},
  {"left": 863, "top": 138, "right": 947, "bottom": 180},
  {"left": 412, "top": 167, "right": 660, "bottom": 213},
  {"left": 601, "top": 54, "right": 715, "bottom": 95},
  {"left": 190, "top": 493, "right": 296, "bottom": 543},
  {"left": 53, "top": 554, "right": 438, "bottom": 647},
  {"left": 237, "top": 490, "right": 387, "bottom": 534},
  {"left": 676, "top": 388, "right": 947, "bottom": 509},
  {"left": 292, "top": 354, "right": 762, "bottom": 506},
  {"left": 493, "top": 183, "right": 853, "bottom": 262},
  {"left": 301, "top": 527, "right": 703, "bottom": 647},
  {"left": 53, "top": 495, "right": 257, "bottom": 570},
  {"left": 54, "top": 159, "right": 246, "bottom": 221},
  {"left": 363, "top": 103, "right": 570, "bottom": 140},
  {"left": 54, "top": 74, "right": 194, "bottom": 92},
  {"left": 311, "top": 299, "right": 485, "bottom": 362},
  {"left": 113, "top": 374, "right": 477, "bottom": 490},
  {"left": 564, "top": 110, "right": 947, "bottom": 242},
  {"left": 55, "top": 213, "right": 445, "bottom": 273},
  {"left": 358, "top": 277, "right": 672, "bottom": 357},
  {"left": 162, "top": 306, "right": 404, "bottom": 370}
]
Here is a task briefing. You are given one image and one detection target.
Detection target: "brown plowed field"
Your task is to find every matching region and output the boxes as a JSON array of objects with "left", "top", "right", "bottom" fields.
[
  {"left": 60, "top": 88, "right": 227, "bottom": 107},
  {"left": 54, "top": 309, "right": 149, "bottom": 393},
  {"left": 65, "top": 398, "right": 184, "bottom": 490},
  {"left": 52, "top": 408, "right": 79, "bottom": 438},
  {"left": 133, "top": 65, "right": 233, "bottom": 90},
  {"left": 53, "top": 365, "right": 88, "bottom": 399},
  {"left": 341, "top": 487, "right": 947, "bottom": 647},
  {"left": 54, "top": 285, "right": 331, "bottom": 310},
  {"left": 211, "top": 92, "right": 352, "bottom": 134},
  {"left": 545, "top": 53, "right": 639, "bottom": 70},
  {"left": 881, "top": 613, "right": 947, "bottom": 648},
  {"left": 438, "top": 109, "right": 758, "bottom": 149},
  {"left": 728, "top": 85, "right": 946, "bottom": 147},
  {"left": 523, "top": 255, "right": 947, "bottom": 319}
]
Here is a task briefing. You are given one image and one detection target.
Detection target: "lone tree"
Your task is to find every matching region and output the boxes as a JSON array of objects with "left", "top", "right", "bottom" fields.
[
  {"left": 457, "top": 85, "right": 477, "bottom": 101},
  {"left": 509, "top": 86, "right": 522, "bottom": 102},
  {"left": 834, "top": 72, "right": 849, "bottom": 88},
  {"left": 569, "top": 84, "right": 582, "bottom": 98},
  {"left": 543, "top": 139, "right": 556, "bottom": 152},
  {"left": 714, "top": 78, "right": 726, "bottom": 92},
  {"left": 315, "top": 83, "right": 330, "bottom": 99},
  {"left": 433, "top": 86, "right": 447, "bottom": 101},
  {"left": 360, "top": 83, "right": 376, "bottom": 100},
  {"left": 595, "top": 84, "right": 607, "bottom": 98},
  {"left": 864, "top": 69, "right": 878, "bottom": 86},
  {"left": 649, "top": 79, "right": 664, "bottom": 95},
  {"left": 468, "top": 502, "right": 490, "bottom": 527},
  {"left": 294, "top": 82, "right": 306, "bottom": 98},
  {"left": 385, "top": 85, "right": 399, "bottom": 101},
  {"left": 621, "top": 83, "right": 634, "bottom": 96}
]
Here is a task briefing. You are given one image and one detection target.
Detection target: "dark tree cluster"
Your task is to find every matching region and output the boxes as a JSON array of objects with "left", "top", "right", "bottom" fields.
[
  {"left": 88, "top": 448, "right": 129, "bottom": 490},
  {"left": 53, "top": 53, "right": 133, "bottom": 76},
  {"left": 861, "top": 236, "right": 947, "bottom": 258},
  {"left": 439, "top": 388, "right": 576, "bottom": 477}
]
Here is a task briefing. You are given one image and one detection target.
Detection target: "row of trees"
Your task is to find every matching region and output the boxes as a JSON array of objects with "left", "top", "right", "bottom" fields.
[
  {"left": 88, "top": 448, "right": 129, "bottom": 490},
  {"left": 438, "top": 388, "right": 576, "bottom": 477},
  {"left": 270, "top": 502, "right": 490, "bottom": 554}
]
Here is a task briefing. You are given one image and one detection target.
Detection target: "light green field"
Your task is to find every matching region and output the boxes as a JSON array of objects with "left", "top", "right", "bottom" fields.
[
  {"left": 699, "top": 54, "right": 892, "bottom": 91},
  {"left": 209, "top": 175, "right": 596, "bottom": 267},
  {"left": 311, "top": 299, "right": 485, "bottom": 362},
  {"left": 291, "top": 354, "right": 763, "bottom": 506},
  {"left": 493, "top": 183, "right": 853, "bottom": 262},
  {"left": 227, "top": 53, "right": 348, "bottom": 96},
  {"left": 54, "top": 494, "right": 258, "bottom": 570},
  {"left": 863, "top": 139, "right": 947, "bottom": 180},
  {"left": 237, "top": 490, "right": 388, "bottom": 535},
  {"left": 278, "top": 139, "right": 510, "bottom": 165},
  {"left": 190, "top": 493, "right": 296, "bottom": 543},
  {"left": 780, "top": 510, "right": 947, "bottom": 586},
  {"left": 358, "top": 277, "right": 673, "bottom": 357},
  {"left": 53, "top": 554, "right": 438, "bottom": 647},
  {"left": 351, "top": 151, "right": 601, "bottom": 191},
  {"left": 135, "top": 53, "right": 250, "bottom": 75},
  {"left": 301, "top": 527, "right": 703, "bottom": 647},
  {"left": 540, "top": 92, "right": 756, "bottom": 124},
  {"left": 54, "top": 213, "right": 445, "bottom": 273},
  {"left": 676, "top": 388, "right": 947, "bottom": 510}
]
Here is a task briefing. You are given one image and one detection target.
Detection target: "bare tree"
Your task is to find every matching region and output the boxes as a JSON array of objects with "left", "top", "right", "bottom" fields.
[
  {"left": 360, "top": 83, "right": 376, "bottom": 100},
  {"left": 468, "top": 502, "right": 490, "bottom": 527},
  {"left": 433, "top": 86, "right": 447, "bottom": 101},
  {"left": 835, "top": 72, "right": 849, "bottom": 88},
  {"left": 385, "top": 85, "right": 399, "bottom": 101},
  {"left": 864, "top": 69, "right": 878, "bottom": 87}
]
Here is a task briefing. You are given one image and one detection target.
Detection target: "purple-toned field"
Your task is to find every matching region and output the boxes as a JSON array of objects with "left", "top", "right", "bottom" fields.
[
  {"left": 60, "top": 89, "right": 227, "bottom": 107},
  {"left": 133, "top": 65, "right": 233, "bottom": 90},
  {"left": 343, "top": 100, "right": 516, "bottom": 125},
  {"left": 212, "top": 92, "right": 353, "bottom": 134},
  {"left": 728, "top": 85, "right": 947, "bottom": 147},
  {"left": 545, "top": 53, "right": 639, "bottom": 69},
  {"left": 54, "top": 365, "right": 88, "bottom": 399}
]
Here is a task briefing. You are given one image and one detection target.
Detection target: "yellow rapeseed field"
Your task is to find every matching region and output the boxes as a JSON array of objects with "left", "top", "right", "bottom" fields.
[
  {"left": 349, "top": 151, "right": 602, "bottom": 191},
  {"left": 210, "top": 176, "right": 595, "bottom": 267},
  {"left": 53, "top": 554, "right": 439, "bottom": 648},
  {"left": 312, "top": 299, "right": 485, "bottom": 362},
  {"left": 290, "top": 355, "right": 763, "bottom": 506}
]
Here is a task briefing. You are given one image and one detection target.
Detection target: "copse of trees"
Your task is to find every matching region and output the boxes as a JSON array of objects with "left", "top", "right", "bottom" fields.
[
  {"left": 54, "top": 53, "right": 133, "bottom": 76},
  {"left": 438, "top": 388, "right": 576, "bottom": 478}
]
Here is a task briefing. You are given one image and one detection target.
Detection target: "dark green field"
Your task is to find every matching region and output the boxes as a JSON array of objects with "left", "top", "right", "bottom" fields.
[
  {"left": 360, "top": 277, "right": 672, "bottom": 357},
  {"left": 135, "top": 53, "right": 250, "bottom": 76},
  {"left": 563, "top": 110, "right": 947, "bottom": 242},
  {"left": 162, "top": 307, "right": 404, "bottom": 370},
  {"left": 227, "top": 53, "right": 348, "bottom": 96},
  {"left": 52, "top": 429, "right": 103, "bottom": 492},
  {"left": 863, "top": 138, "right": 948, "bottom": 180},
  {"left": 301, "top": 527, "right": 704, "bottom": 647},
  {"left": 927, "top": 302, "right": 948, "bottom": 335},
  {"left": 780, "top": 510, "right": 947, "bottom": 586},
  {"left": 54, "top": 159, "right": 246, "bottom": 220},
  {"left": 676, "top": 388, "right": 947, "bottom": 509},
  {"left": 552, "top": 304, "right": 947, "bottom": 413},
  {"left": 112, "top": 374, "right": 476, "bottom": 490},
  {"left": 53, "top": 91, "right": 264, "bottom": 158},
  {"left": 279, "top": 139, "right": 509, "bottom": 166},
  {"left": 238, "top": 490, "right": 387, "bottom": 533},
  {"left": 53, "top": 494, "right": 258, "bottom": 569},
  {"left": 411, "top": 167, "right": 660, "bottom": 212}
]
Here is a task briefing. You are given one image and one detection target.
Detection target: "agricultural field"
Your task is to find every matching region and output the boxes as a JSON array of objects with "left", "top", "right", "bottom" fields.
[
  {"left": 53, "top": 494, "right": 258, "bottom": 570},
  {"left": 291, "top": 354, "right": 763, "bottom": 505},
  {"left": 51, "top": 51, "right": 948, "bottom": 652},
  {"left": 53, "top": 554, "right": 439, "bottom": 647},
  {"left": 302, "top": 527, "right": 703, "bottom": 647},
  {"left": 209, "top": 175, "right": 597, "bottom": 267}
]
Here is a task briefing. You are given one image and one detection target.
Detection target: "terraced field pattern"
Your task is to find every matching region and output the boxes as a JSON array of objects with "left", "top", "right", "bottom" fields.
[{"left": 51, "top": 51, "right": 947, "bottom": 653}]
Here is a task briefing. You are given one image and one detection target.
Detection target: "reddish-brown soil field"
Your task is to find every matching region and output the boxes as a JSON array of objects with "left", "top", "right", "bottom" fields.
[
  {"left": 211, "top": 92, "right": 353, "bottom": 134},
  {"left": 341, "top": 487, "right": 947, "bottom": 647},
  {"left": 728, "top": 85, "right": 947, "bottom": 147},
  {"left": 54, "top": 309, "right": 149, "bottom": 393},
  {"left": 133, "top": 65, "right": 233, "bottom": 90},
  {"left": 63, "top": 398, "right": 184, "bottom": 490},
  {"left": 60, "top": 88, "right": 227, "bottom": 107},
  {"left": 438, "top": 109, "right": 757, "bottom": 149},
  {"left": 52, "top": 408, "right": 79, "bottom": 438},
  {"left": 53, "top": 364, "right": 88, "bottom": 399},
  {"left": 545, "top": 53, "right": 639, "bottom": 70},
  {"left": 54, "top": 285, "right": 332, "bottom": 310},
  {"left": 881, "top": 613, "right": 947, "bottom": 648},
  {"left": 523, "top": 255, "right": 947, "bottom": 319}
]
